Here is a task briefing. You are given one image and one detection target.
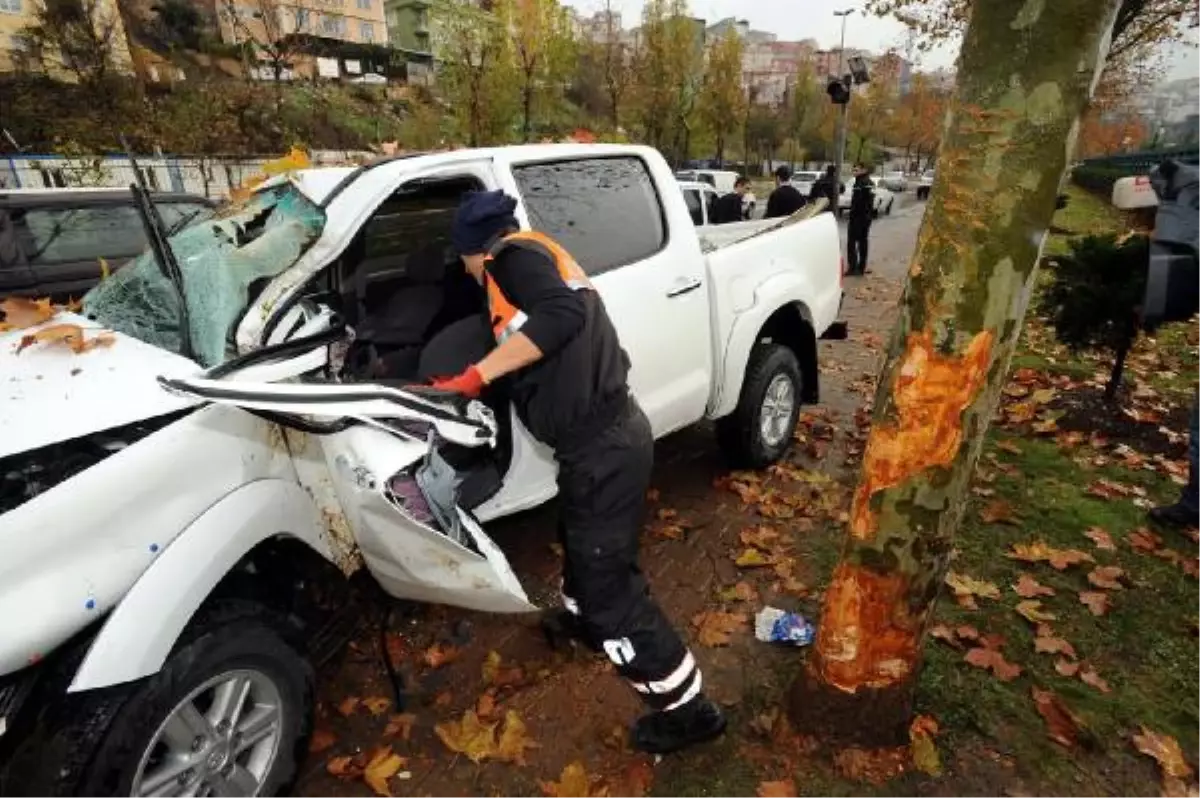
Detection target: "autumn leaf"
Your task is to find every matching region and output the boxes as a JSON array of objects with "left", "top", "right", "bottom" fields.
[
  {"left": 0, "top": 296, "right": 56, "bottom": 330},
  {"left": 482, "top": 650, "right": 502, "bottom": 685},
  {"left": 1079, "top": 591, "right": 1111, "bottom": 616},
  {"left": 434, "top": 709, "right": 499, "bottom": 763},
  {"left": 740, "top": 526, "right": 781, "bottom": 550},
  {"left": 1083, "top": 526, "right": 1116, "bottom": 551},
  {"left": 1078, "top": 664, "right": 1111, "bottom": 693},
  {"left": 423, "top": 642, "right": 461, "bottom": 669},
  {"left": 832, "top": 746, "right": 909, "bottom": 785},
  {"left": 326, "top": 754, "right": 363, "bottom": 779},
  {"left": 1014, "top": 573, "right": 1056, "bottom": 598},
  {"left": 1056, "top": 659, "right": 1080, "bottom": 676},
  {"left": 363, "top": 747, "right": 406, "bottom": 797},
  {"left": 996, "top": 439, "right": 1023, "bottom": 455},
  {"left": 979, "top": 499, "right": 1019, "bottom": 525},
  {"left": 1087, "top": 565, "right": 1125, "bottom": 590},
  {"left": 384, "top": 633, "right": 406, "bottom": 667},
  {"left": 964, "top": 647, "right": 1022, "bottom": 682},
  {"left": 1087, "top": 478, "right": 1145, "bottom": 500},
  {"left": 477, "top": 691, "right": 497, "bottom": 719},
  {"left": 1031, "top": 687, "right": 1082, "bottom": 748},
  {"left": 495, "top": 710, "right": 538, "bottom": 765},
  {"left": 362, "top": 696, "right": 392, "bottom": 716},
  {"left": 336, "top": 696, "right": 360, "bottom": 717},
  {"left": 930, "top": 624, "right": 960, "bottom": 648},
  {"left": 1015, "top": 600, "right": 1058, "bottom": 624},
  {"left": 16, "top": 323, "right": 114, "bottom": 354},
  {"left": 734, "top": 547, "right": 771, "bottom": 568},
  {"left": 1132, "top": 727, "right": 1195, "bottom": 783},
  {"left": 945, "top": 571, "right": 1001, "bottom": 609},
  {"left": 1128, "top": 527, "right": 1164, "bottom": 553},
  {"left": 541, "top": 761, "right": 601, "bottom": 797},
  {"left": 383, "top": 713, "right": 416, "bottom": 741},
  {"left": 717, "top": 581, "right": 759, "bottom": 603},
  {"left": 757, "top": 779, "right": 797, "bottom": 797},
  {"left": 1034, "top": 634, "right": 1077, "bottom": 659},
  {"left": 957, "top": 625, "right": 981, "bottom": 642},
  {"left": 1007, "top": 541, "right": 1094, "bottom": 570},
  {"left": 909, "top": 715, "right": 942, "bottom": 777},
  {"left": 693, "top": 610, "right": 748, "bottom": 647},
  {"left": 309, "top": 727, "right": 337, "bottom": 754}
]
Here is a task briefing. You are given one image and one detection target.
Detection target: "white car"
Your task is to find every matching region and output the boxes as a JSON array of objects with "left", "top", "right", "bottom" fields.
[
  {"left": 791, "top": 170, "right": 821, "bottom": 198},
  {"left": 672, "top": 168, "right": 741, "bottom": 195},
  {"left": 916, "top": 170, "right": 935, "bottom": 200},
  {"left": 881, "top": 170, "right": 908, "bottom": 192},
  {"left": 0, "top": 144, "right": 845, "bottom": 795},
  {"left": 838, "top": 176, "right": 895, "bottom": 216}
]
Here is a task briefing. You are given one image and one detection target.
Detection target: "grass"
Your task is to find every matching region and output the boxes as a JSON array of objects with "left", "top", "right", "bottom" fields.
[{"left": 1043, "top": 184, "right": 1128, "bottom": 257}]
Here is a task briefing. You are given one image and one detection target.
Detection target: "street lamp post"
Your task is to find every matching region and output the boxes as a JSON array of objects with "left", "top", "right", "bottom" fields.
[{"left": 832, "top": 7, "right": 854, "bottom": 205}]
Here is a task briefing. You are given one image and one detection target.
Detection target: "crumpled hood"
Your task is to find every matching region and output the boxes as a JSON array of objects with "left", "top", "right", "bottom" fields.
[{"left": 1, "top": 313, "right": 200, "bottom": 460}]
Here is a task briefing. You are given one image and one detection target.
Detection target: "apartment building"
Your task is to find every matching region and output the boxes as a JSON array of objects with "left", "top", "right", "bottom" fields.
[
  {"left": 0, "top": 0, "right": 134, "bottom": 75},
  {"left": 218, "top": 0, "right": 388, "bottom": 48}
]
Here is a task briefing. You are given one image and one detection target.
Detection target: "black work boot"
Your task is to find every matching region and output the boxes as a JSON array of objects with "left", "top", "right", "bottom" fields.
[
  {"left": 540, "top": 609, "right": 601, "bottom": 654},
  {"left": 631, "top": 695, "right": 727, "bottom": 754},
  {"left": 1148, "top": 501, "right": 1199, "bottom": 529}
]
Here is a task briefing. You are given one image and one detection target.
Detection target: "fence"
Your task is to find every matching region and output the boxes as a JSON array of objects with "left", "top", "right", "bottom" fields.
[
  {"left": 1071, "top": 147, "right": 1200, "bottom": 198},
  {"left": 0, "top": 150, "right": 375, "bottom": 199}
]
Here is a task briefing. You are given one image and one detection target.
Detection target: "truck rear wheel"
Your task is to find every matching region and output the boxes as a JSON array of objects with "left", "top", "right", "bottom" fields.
[
  {"left": 4, "top": 602, "right": 314, "bottom": 797},
  {"left": 717, "top": 342, "right": 803, "bottom": 468}
]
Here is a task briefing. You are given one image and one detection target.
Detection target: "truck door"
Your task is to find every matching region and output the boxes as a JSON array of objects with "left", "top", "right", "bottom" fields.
[{"left": 504, "top": 154, "right": 713, "bottom": 437}]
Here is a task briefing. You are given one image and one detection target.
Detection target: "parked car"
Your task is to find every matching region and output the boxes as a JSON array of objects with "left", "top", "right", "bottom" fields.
[
  {"left": 0, "top": 188, "right": 218, "bottom": 303},
  {"left": 673, "top": 168, "right": 741, "bottom": 195},
  {"left": 791, "top": 170, "right": 821, "bottom": 198},
  {"left": 916, "top": 170, "right": 935, "bottom": 200},
  {"left": 678, "top": 179, "right": 720, "bottom": 225},
  {"left": 0, "top": 144, "right": 845, "bottom": 796},
  {"left": 881, "top": 171, "right": 908, "bottom": 192},
  {"left": 838, "top": 177, "right": 895, "bottom": 216}
]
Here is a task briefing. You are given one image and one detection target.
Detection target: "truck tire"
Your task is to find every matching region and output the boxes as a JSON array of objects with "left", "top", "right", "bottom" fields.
[
  {"left": 717, "top": 342, "right": 803, "bottom": 468},
  {"left": 4, "top": 602, "right": 314, "bottom": 797}
]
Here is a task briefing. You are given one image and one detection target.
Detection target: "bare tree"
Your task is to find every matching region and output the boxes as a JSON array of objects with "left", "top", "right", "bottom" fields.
[
  {"left": 21, "top": 0, "right": 123, "bottom": 88},
  {"left": 220, "top": 0, "right": 311, "bottom": 92}
]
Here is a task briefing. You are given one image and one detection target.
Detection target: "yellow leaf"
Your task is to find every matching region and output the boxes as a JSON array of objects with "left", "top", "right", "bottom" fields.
[
  {"left": 98, "top": 257, "right": 110, "bottom": 279},
  {"left": 1015, "top": 600, "right": 1058, "bottom": 623},
  {"left": 482, "top": 650, "right": 502, "bottom": 685},
  {"left": 362, "top": 696, "right": 391, "bottom": 716},
  {"left": 734, "top": 547, "right": 770, "bottom": 567},
  {"left": 541, "top": 761, "right": 599, "bottom": 797},
  {"left": 692, "top": 610, "right": 748, "bottom": 647},
  {"left": 910, "top": 729, "right": 942, "bottom": 777},
  {"left": 495, "top": 710, "right": 538, "bottom": 765},
  {"left": 363, "top": 748, "right": 405, "bottom": 797},
  {"left": 434, "top": 709, "right": 498, "bottom": 763}
]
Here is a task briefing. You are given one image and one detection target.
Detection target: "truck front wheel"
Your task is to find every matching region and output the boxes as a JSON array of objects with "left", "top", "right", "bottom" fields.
[
  {"left": 717, "top": 342, "right": 803, "bottom": 468},
  {"left": 4, "top": 602, "right": 314, "bottom": 797}
]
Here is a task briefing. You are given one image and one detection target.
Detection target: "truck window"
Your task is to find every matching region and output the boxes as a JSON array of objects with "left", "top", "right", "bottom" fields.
[
  {"left": 512, "top": 156, "right": 667, "bottom": 276},
  {"left": 682, "top": 189, "right": 703, "bottom": 225},
  {"left": 17, "top": 203, "right": 147, "bottom": 265}
]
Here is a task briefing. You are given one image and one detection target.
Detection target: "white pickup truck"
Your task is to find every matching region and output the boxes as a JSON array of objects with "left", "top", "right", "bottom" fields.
[{"left": 0, "top": 144, "right": 843, "bottom": 796}]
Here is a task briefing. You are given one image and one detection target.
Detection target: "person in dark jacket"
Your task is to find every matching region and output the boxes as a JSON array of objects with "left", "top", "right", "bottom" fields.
[
  {"left": 432, "top": 190, "right": 726, "bottom": 754},
  {"left": 809, "top": 165, "right": 841, "bottom": 214},
  {"left": 765, "top": 165, "right": 807, "bottom": 218},
  {"left": 846, "top": 163, "right": 875, "bottom": 275},
  {"left": 709, "top": 176, "right": 751, "bottom": 224}
]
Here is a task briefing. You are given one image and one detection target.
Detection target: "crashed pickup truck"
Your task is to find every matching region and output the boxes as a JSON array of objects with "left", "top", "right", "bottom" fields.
[{"left": 0, "top": 143, "right": 843, "bottom": 796}]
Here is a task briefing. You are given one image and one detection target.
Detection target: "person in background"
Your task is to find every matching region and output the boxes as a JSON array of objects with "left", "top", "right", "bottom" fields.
[
  {"left": 432, "top": 190, "right": 726, "bottom": 754},
  {"left": 709, "top": 176, "right": 751, "bottom": 224},
  {"left": 1149, "top": 395, "right": 1198, "bottom": 529},
  {"left": 846, "top": 163, "right": 875, "bottom": 275},
  {"left": 809, "top": 164, "right": 841, "bottom": 214},
  {"left": 765, "top": 165, "right": 807, "bottom": 219}
]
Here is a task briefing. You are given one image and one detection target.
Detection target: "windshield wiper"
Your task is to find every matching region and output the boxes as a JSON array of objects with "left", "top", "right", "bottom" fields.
[{"left": 123, "top": 137, "right": 194, "bottom": 361}]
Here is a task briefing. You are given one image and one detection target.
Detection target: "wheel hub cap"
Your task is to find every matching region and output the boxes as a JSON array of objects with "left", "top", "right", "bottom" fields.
[
  {"left": 760, "top": 373, "right": 797, "bottom": 448},
  {"left": 131, "top": 668, "right": 284, "bottom": 797}
]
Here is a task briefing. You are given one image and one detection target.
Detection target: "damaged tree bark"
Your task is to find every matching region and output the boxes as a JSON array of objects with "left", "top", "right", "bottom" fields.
[{"left": 789, "top": 0, "right": 1122, "bottom": 745}]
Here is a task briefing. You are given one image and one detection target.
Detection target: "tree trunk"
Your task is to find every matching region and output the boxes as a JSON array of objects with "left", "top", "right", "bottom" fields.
[
  {"left": 1105, "top": 317, "right": 1138, "bottom": 402},
  {"left": 522, "top": 76, "right": 534, "bottom": 142},
  {"left": 787, "top": 0, "right": 1122, "bottom": 746}
]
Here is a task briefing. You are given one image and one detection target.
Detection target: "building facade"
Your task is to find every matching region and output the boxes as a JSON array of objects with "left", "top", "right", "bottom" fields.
[
  {"left": 0, "top": 0, "right": 134, "bottom": 76},
  {"left": 218, "top": 0, "right": 388, "bottom": 48}
]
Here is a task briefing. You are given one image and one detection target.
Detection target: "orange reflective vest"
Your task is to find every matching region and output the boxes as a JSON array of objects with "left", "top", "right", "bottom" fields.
[{"left": 484, "top": 231, "right": 592, "bottom": 343}]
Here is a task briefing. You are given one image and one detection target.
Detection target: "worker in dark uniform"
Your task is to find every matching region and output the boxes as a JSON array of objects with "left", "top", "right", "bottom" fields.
[
  {"left": 846, "top": 163, "right": 875, "bottom": 275},
  {"left": 809, "top": 165, "right": 841, "bottom": 214},
  {"left": 765, "top": 165, "right": 806, "bottom": 219},
  {"left": 431, "top": 190, "right": 726, "bottom": 754},
  {"left": 709, "top": 176, "right": 751, "bottom": 224}
]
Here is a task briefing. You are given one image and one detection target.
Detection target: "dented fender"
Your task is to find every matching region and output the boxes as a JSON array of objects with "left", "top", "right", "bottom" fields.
[{"left": 68, "top": 479, "right": 332, "bottom": 692}]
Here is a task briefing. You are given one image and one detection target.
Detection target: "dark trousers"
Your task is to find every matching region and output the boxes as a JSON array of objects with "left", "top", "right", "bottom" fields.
[
  {"left": 557, "top": 402, "right": 700, "bottom": 712},
  {"left": 847, "top": 219, "right": 870, "bottom": 274},
  {"left": 1184, "top": 396, "right": 1198, "bottom": 512}
]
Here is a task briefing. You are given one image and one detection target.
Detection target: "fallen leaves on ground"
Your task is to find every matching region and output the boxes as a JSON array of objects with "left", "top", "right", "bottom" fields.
[
  {"left": 1129, "top": 527, "right": 1164, "bottom": 553},
  {"left": 964, "top": 646, "right": 1022, "bottom": 682},
  {"left": 1132, "top": 726, "right": 1196, "bottom": 797},
  {"left": 326, "top": 754, "right": 362, "bottom": 779},
  {"left": 740, "top": 525, "right": 781, "bottom": 550},
  {"left": 1079, "top": 664, "right": 1111, "bottom": 693},
  {"left": 0, "top": 296, "right": 56, "bottom": 330},
  {"left": 423, "top": 642, "right": 461, "bottom": 669},
  {"left": 929, "top": 624, "right": 980, "bottom": 650},
  {"left": 362, "top": 696, "right": 392, "bottom": 716},
  {"left": 16, "top": 323, "right": 115, "bottom": 354},
  {"left": 541, "top": 762, "right": 605, "bottom": 797},
  {"left": 336, "top": 696, "right": 360, "bottom": 717},
  {"left": 309, "top": 727, "right": 337, "bottom": 754},
  {"left": 1087, "top": 565, "right": 1126, "bottom": 590},
  {"left": 734, "top": 547, "right": 772, "bottom": 568},
  {"left": 481, "top": 650, "right": 525, "bottom": 688},
  {"left": 1008, "top": 541, "right": 1094, "bottom": 570},
  {"left": 693, "top": 610, "right": 748, "bottom": 647},
  {"left": 1087, "top": 478, "right": 1147, "bottom": 501},
  {"left": 1084, "top": 526, "right": 1117, "bottom": 551},
  {"left": 909, "top": 715, "right": 942, "bottom": 777},
  {"left": 1056, "top": 659, "right": 1080, "bottom": 676},
  {"left": 1034, "top": 630, "right": 1077, "bottom": 659},
  {"left": 945, "top": 571, "right": 1001, "bottom": 609},
  {"left": 363, "top": 746, "right": 407, "bottom": 797},
  {"left": 1014, "top": 573, "right": 1056, "bottom": 598},
  {"left": 1015, "top": 600, "right": 1058, "bottom": 624},
  {"left": 833, "top": 746, "right": 909, "bottom": 785},
  {"left": 435, "top": 708, "right": 536, "bottom": 765},
  {"left": 1032, "top": 687, "right": 1082, "bottom": 748},
  {"left": 979, "top": 499, "right": 1020, "bottom": 525},
  {"left": 1079, "top": 591, "right": 1112, "bottom": 616},
  {"left": 996, "top": 439, "right": 1024, "bottom": 455},
  {"left": 757, "top": 779, "right": 797, "bottom": 797},
  {"left": 383, "top": 633, "right": 406, "bottom": 667},
  {"left": 383, "top": 713, "right": 416, "bottom": 741},
  {"left": 717, "top": 581, "right": 759, "bottom": 603}
]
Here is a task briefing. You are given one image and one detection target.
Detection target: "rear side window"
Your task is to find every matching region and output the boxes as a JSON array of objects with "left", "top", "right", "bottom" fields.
[
  {"left": 19, "top": 204, "right": 146, "bottom": 265},
  {"left": 682, "top": 189, "right": 702, "bottom": 225},
  {"left": 512, "top": 156, "right": 666, "bottom": 276}
]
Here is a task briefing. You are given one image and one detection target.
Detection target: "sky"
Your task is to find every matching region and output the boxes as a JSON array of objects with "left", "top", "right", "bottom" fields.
[{"left": 561, "top": 0, "right": 1200, "bottom": 83}]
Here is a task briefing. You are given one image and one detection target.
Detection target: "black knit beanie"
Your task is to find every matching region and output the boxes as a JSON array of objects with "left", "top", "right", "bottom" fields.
[{"left": 452, "top": 190, "right": 519, "bottom": 255}]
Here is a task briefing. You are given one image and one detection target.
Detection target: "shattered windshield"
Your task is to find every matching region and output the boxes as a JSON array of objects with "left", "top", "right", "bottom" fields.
[{"left": 82, "top": 184, "right": 325, "bottom": 366}]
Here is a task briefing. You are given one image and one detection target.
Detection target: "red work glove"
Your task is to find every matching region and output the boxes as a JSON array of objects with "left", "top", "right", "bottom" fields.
[{"left": 429, "top": 365, "right": 486, "bottom": 398}]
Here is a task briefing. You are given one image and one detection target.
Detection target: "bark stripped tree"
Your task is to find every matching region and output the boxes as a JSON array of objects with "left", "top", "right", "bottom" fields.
[{"left": 789, "top": 0, "right": 1124, "bottom": 744}]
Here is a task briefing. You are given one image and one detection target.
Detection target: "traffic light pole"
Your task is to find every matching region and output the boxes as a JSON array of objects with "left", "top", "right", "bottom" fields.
[{"left": 833, "top": 75, "right": 853, "bottom": 217}]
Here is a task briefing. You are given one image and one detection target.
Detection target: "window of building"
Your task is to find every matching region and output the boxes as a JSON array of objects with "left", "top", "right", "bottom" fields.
[
  {"left": 512, "top": 156, "right": 667, "bottom": 277},
  {"left": 321, "top": 13, "right": 346, "bottom": 35},
  {"left": 0, "top": 0, "right": 22, "bottom": 14},
  {"left": 356, "top": 0, "right": 371, "bottom": 10},
  {"left": 295, "top": 7, "right": 311, "bottom": 29},
  {"left": 359, "top": 21, "right": 374, "bottom": 41}
]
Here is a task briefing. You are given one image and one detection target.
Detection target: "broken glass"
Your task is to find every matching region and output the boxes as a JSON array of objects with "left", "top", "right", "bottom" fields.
[{"left": 82, "top": 184, "right": 326, "bottom": 366}]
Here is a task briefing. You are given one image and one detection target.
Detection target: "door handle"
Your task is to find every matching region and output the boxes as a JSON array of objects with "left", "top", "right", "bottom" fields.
[{"left": 666, "top": 276, "right": 703, "bottom": 298}]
